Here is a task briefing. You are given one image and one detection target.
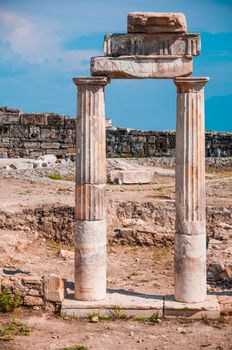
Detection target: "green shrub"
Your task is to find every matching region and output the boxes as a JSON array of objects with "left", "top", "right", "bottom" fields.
[
  {"left": 134, "top": 313, "right": 160, "bottom": 324},
  {"left": 149, "top": 312, "right": 159, "bottom": 323},
  {"left": 48, "top": 173, "right": 63, "bottom": 180},
  {"left": 63, "top": 346, "right": 88, "bottom": 350},
  {"left": 0, "top": 288, "right": 20, "bottom": 313},
  {"left": 0, "top": 319, "right": 29, "bottom": 341},
  {"left": 134, "top": 316, "right": 147, "bottom": 323},
  {"left": 110, "top": 306, "right": 127, "bottom": 320}
]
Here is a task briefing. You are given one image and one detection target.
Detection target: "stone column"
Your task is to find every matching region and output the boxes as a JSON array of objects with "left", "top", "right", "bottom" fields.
[
  {"left": 73, "top": 77, "right": 109, "bottom": 301},
  {"left": 174, "top": 77, "right": 209, "bottom": 303}
]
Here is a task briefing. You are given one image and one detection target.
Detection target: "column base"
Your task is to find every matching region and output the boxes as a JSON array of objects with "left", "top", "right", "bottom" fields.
[
  {"left": 62, "top": 289, "right": 163, "bottom": 318},
  {"left": 75, "top": 220, "right": 106, "bottom": 301},
  {"left": 61, "top": 289, "right": 220, "bottom": 320},
  {"left": 174, "top": 232, "right": 206, "bottom": 303},
  {"left": 164, "top": 294, "right": 220, "bottom": 319}
]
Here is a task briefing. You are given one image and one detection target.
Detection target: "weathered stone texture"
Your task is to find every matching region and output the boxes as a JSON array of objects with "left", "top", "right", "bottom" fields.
[
  {"left": 0, "top": 202, "right": 231, "bottom": 246},
  {"left": 75, "top": 184, "right": 106, "bottom": 220},
  {"left": 128, "top": 12, "right": 187, "bottom": 33},
  {"left": 0, "top": 107, "right": 231, "bottom": 158},
  {"left": 75, "top": 220, "right": 107, "bottom": 301},
  {"left": 0, "top": 107, "right": 76, "bottom": 158},
  {"left": 0, "top": 272, "right": 66, "bottom": 308},
  {"left": 104, "top": 33, "right": 200, "bottom": 57},
  {"left": 91, "top": 56, "right": 192, "bottom": 79},
  {"left": 106, "top": 129, "right": 232, "bottom": 158},
  {"left": 44, "top": 274, "right": 66, "bottom": 302},
  {"left": 174, "top": 77, "right": 209, "bottom": 303},
  {"left": 73, "top": 77, "right": 109, "bottom": 301}
]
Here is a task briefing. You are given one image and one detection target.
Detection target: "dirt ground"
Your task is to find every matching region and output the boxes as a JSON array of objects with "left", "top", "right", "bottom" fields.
[
  {"left": 0, "top": 164, "right": 231, "bottom": 349},
  {"left": 0, "top": 310, "right": 232, "bottom": 350}
]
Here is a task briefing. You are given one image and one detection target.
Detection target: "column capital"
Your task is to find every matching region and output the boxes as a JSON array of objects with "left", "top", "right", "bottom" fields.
[
  {"left": 73, "top": 76, "right": 110, "bottom": 87},
  {"left": 174, "top": 77, "right": 209, "bottom": 93}
]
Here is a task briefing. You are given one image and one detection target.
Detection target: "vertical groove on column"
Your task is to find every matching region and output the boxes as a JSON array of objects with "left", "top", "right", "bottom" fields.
[
  {"left": 76, "top": 87, "right": 106, "bottom": 185},
  {"left": 195, "top": 93, "right": 199, "bottom": 221},
  {"left": 73, "top": 77, "right": 108, "bottom": 301},
  {"left": 174, "top": 77, "right": 209, "bottom": 303},
  {"left": 186, "top": 92, "right": 190, "bottom": 221},
  {"left": 176, "top": 89, "right": 206, "bottom": 233},
  {"left": 75, "top": 184, "right": 105, "bottom": 220},
  {"left": 74, "top": 77, "right": 108, "bottom": 221},
  {"left": 191, "top": 93, "right": 195, "bottom": 221}
]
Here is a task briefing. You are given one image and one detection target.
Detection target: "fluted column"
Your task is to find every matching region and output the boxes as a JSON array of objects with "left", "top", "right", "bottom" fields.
[
  {"left": 174, "top": 77, "right": 209, "bottom": 303},
  {"left": 73, "top": 76, "right": 109, "bottom": 301}
]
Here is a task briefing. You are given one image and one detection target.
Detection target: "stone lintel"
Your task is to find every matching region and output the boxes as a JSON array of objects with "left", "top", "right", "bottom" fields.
[
  {"left": 174, "top": 77, "right": 209, "bottom": 92},
  {"left": 61, "top": 291, "right": 220, "bottom": 320},
  {"left": 128, "top": 12, "right": 187, "bottom": 34},
  {"left": 164, "top": 295, "right": 220, "bottom": 319},
  {"left": 104, "top": 33, "right": 200, "bottom": 57},
  {"left": 73, "top": 76, "right": 110, "bottom": 87},
  {"left": 91, "top": 56, "right": 192, "bottom": 79}
]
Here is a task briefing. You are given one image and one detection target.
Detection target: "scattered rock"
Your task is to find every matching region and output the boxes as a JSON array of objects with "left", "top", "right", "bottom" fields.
[
  {"left": 90, "top": 316, "right": 99, "bottom": 323},
  {"left": 60, "top": 249, "right": 74, "bottom": 260},
  {"left": 33, "top": 155, "right": 57, "bottom": 168},
  {"left": 44, "top": 274, "right": 66, "bottom": 302}
]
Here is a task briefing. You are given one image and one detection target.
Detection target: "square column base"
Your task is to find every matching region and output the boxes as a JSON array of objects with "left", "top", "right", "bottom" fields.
[
  {"left": 61, "top": 289, "right": 220, "bottom": 320},
  {"left": 61, "top": 289, "right": 163, "bottom": 318},
  {"left": 164, "top": 295, "right": 220, "bottom": 319}
]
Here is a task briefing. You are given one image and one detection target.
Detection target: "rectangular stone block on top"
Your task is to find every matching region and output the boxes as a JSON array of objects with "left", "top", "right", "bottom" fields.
[
  {"left": 21, "top": 114, "right": 47, "bottom": 126},
  {"left": 128, "top": 12, "right": 187, "bottom": 33},
  {"left": 104, "top": 33, "right": 200, "bottom": 57},
  {"left": 44, "top": 274, "right": 66, "bottom": 302},
  {"left": 91, "top": 56, "right": 192, "bottom": 79},
  {"left": 0, "top": 111, "right": 20, "bottom": 125},
  {"left": 47, "top": 114, "right": 65, "bottom": 126}
]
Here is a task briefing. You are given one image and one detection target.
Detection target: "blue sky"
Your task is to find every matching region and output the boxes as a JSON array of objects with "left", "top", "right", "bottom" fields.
[{"left": 0, "top": 0, "right": 231, "bottom": 131}]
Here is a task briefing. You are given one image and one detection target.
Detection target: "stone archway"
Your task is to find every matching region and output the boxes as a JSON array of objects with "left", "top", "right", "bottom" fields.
[{"left": 65, "top": 12, "right": 217, "bottom": 318}]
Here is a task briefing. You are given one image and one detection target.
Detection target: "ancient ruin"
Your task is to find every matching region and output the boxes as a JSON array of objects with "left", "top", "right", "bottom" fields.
[
  {"left": 67, "top": 12, "right": 221, "bottom": 315},
  {"left": 1, "top": 106, "right": 231, "bottom": 159},
  {"left": 1, "top": 2, "right": 232, "bottom": 347}
]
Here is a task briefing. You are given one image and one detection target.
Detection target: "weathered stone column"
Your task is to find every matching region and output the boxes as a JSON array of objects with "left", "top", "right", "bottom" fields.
[
  {"left": 73, "top": 77, "right": 109, "bottom": 301},
  {"left": 174, "top": 77, "right": 209, "bottom": 303}
]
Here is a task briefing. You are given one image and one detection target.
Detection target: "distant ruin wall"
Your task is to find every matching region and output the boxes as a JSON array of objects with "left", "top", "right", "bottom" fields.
[
  {"left": 0, "top": 107, "right": 76, "bottom": 158},
  {"left": 0, "top": 107, "right": 232, "bottom": 158}
]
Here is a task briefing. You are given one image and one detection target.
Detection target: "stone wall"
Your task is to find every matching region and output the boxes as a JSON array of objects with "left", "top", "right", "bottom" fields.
[
  {"left": 0, "top": 203, "right": 231, "bottom": 246},
  {"left": 106, "top": 128, "right": 232, "bottom": 158},
  {"left": 0, "top": 273, "right": 66, "bottom": 310},
  {"left": 0, "top": 107, "right": 231, "bottom": 158},
  {"left": 0, "top": 107, "right": 75, "bottom": 158}
]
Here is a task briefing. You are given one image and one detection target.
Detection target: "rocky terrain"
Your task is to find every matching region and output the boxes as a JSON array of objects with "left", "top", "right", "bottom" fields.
[{"left": 0, "top": 156, "right": 231, "bottom": 349}]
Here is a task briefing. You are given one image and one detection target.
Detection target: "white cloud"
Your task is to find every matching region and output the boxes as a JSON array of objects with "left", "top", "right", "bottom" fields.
[
  {"left": 0, "top": 8, "right": 101, "bottom": 77},
  {"left": 0, "top": 10, "right": 60, "bottom": 63},
  {"left": 0, "top": 0, "right": 231, "bottom": 66}
]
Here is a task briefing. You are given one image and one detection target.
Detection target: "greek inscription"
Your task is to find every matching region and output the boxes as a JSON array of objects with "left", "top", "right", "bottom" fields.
[
  {"left": 157, "top": 62, "right": 169, "bottom": 73},
  {"left": 152, "top": 63, "right": 158, "bottom": 74},
  {"left": 139, "top": 62, "right": 147, "bottom": 73},
  {"left": 128, "top": 61, "right": 137, "bottom": 73},
  {"left": 110, "top": 60, "right": 120, "bottom": 71},
  {"left": 92, "top": 57, "right": 192, "bottom": 78},
  {"left": 174, "top": 60, "right": 183, "bottom": 73}
]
